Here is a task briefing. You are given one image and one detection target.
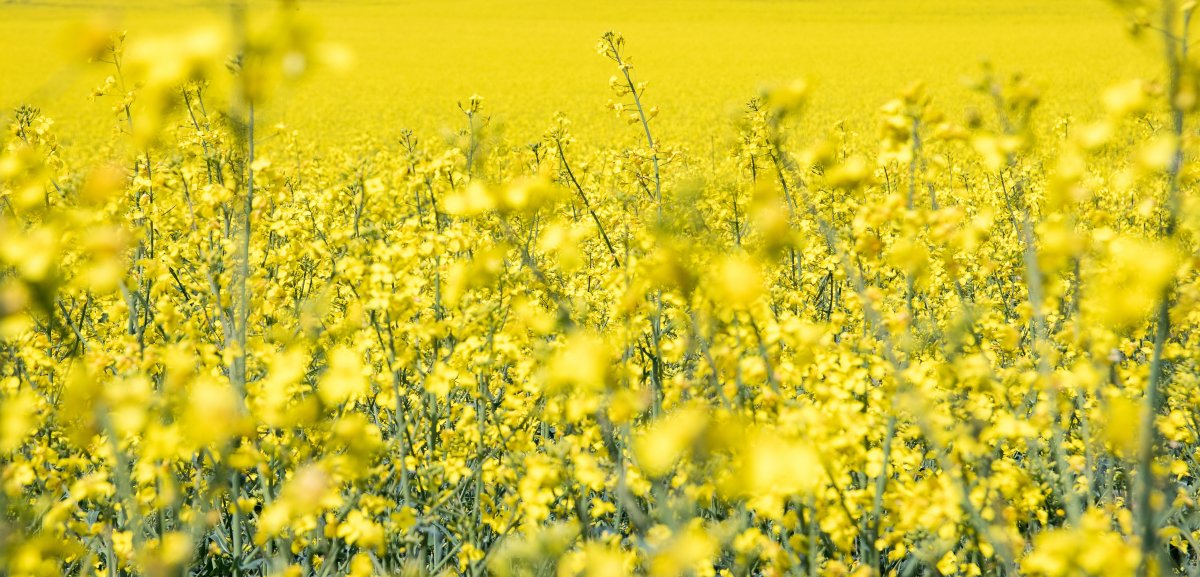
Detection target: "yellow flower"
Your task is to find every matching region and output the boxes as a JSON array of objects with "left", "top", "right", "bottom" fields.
[
  {"left": 336, "top": 510, "right": 385, "bottom": 553},
  {"left": 318, "top": 346, "right": 369, "bottom": 406}
]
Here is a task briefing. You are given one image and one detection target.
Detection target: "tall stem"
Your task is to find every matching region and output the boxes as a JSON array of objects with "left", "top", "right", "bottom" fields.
[
  {"left": 1137, "top": 3, "right": 1186, "bottom": 574},
  {"left": 233, "top": 103, "right": 255, "bottom": 401},
  {"left": 606, "top": 36, "right": 661, "bottom": 221}
]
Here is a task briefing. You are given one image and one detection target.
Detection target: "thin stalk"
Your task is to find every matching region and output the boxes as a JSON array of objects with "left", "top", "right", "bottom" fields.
[{"left": 1137, "top": 4, "right": 1187, "bottom": 574}]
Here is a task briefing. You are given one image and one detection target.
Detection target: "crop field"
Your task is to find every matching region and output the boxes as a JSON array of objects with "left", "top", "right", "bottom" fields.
[{"left": 2, "top": 1, "right": 1199, "bottom": 577}]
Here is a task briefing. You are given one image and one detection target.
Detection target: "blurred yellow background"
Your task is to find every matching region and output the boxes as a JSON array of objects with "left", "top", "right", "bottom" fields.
[{"left": 0, "top": 0, "right": 1154, "bottom": 149}]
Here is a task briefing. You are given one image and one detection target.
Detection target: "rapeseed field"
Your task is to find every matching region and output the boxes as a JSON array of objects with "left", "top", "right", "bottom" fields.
[{"left": 0, "top": 1, "right": 1197, "bottom": 577}]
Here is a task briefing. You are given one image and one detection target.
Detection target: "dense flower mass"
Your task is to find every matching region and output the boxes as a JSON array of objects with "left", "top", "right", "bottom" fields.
[{"left": 3, "top": 2, "right": 1200, "bottom": 577}]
